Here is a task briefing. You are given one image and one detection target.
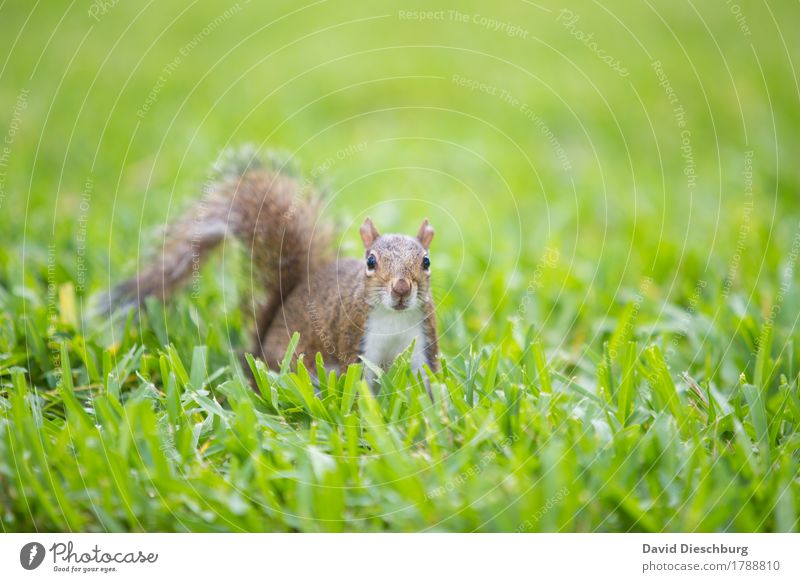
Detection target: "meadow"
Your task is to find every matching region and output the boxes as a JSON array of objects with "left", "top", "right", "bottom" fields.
[{"left": 0, "top": 0, "right": 799, "bottom": 532}]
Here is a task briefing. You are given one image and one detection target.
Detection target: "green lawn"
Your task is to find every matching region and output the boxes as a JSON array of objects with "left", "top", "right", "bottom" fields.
[{"left": 1, "top": 0, "right": 799, "bottom": 532}]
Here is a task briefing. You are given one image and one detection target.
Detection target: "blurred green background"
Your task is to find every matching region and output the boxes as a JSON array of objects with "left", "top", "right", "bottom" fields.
[
  {"left": 1, "top": 0, "right": 799, "bottom": 532},
  {"left": 2, "top": 0, "right": 798, "bottom": 332}
]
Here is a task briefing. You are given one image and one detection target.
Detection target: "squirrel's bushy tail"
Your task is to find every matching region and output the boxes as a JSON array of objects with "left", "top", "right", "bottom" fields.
[{"left": 98, "top": 146, "right": 332, "bottom": 316}]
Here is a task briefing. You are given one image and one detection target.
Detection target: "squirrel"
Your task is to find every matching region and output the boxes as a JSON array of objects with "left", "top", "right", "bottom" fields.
[{"left": 100, "top": 147, "right": 439, "bottom": 388}]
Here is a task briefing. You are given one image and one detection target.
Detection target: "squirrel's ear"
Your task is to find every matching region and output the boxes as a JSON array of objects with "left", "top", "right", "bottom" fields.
[
  {"left": 416, "top": 218, "right": 434, "bottom": 249},
  {"left": 360, "top": 217, "right": 380, "bottom": 247}
]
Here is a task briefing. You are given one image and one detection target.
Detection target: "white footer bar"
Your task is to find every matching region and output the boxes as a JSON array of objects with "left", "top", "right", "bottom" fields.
[{"left": 1, "top": 533, "right": 797, "bottom": 581}]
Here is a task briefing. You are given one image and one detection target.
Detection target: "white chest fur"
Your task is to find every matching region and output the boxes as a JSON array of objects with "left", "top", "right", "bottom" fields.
[{"left": 361, "top": 306, "right": 426, "bottom": 370}]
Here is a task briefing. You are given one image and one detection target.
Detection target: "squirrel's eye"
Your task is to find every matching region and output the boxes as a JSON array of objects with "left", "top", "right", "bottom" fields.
[
  {"left": 422, "top": 255, "right": 431, "bottom": 270},
  {"left": 366, "top": 254, "right": 377, "bottom": 270}
]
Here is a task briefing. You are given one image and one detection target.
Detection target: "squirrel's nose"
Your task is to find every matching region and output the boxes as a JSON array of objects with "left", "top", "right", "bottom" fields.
[{"left": 391, "top": 278, "right": 411, "bottom": 299}]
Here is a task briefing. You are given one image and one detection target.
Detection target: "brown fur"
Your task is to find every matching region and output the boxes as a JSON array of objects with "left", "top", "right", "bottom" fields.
[
  {"left": 263, "top": 235, "right": 439, "bottom": 373},
  {"left": 102, "top": 154, "right": 439, "bottom": 378}
]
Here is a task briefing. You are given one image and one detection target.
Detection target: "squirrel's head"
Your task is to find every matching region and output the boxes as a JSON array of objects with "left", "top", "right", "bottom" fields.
[{"left": 360, "top": 217, "right": 434, "bottom": 312}]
